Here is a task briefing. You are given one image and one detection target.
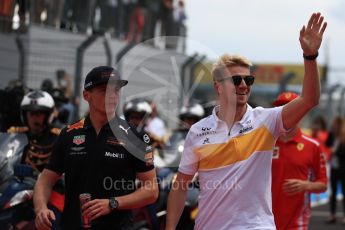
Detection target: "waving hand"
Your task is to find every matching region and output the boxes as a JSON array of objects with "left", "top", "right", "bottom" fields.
[{"left": 299, "top": 12, "right": 327, "bottom": 55}]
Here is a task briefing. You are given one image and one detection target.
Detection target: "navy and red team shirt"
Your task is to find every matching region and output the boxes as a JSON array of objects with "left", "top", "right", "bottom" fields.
[{"left": 46, "top": 116, "right": 154, "bottom": 229}]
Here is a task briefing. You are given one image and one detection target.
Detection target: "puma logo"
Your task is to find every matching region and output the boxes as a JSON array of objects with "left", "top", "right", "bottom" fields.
[{"left": 119, "top": 125, "right": 130, "bottom": 135}]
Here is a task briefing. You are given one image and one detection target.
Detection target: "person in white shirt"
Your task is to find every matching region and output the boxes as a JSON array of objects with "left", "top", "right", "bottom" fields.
[{"left": 166, "top": 12, "right": 327, "bottom": 230}]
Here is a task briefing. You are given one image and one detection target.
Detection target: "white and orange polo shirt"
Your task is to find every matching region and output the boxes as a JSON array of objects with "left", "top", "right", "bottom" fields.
[{"left": 179, "top": 105, "right": 287, "bottom": 230}]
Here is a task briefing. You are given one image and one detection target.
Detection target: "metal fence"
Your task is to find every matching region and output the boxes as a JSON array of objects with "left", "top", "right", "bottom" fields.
[{"left": 0, "top": 25, "right": 194, "bottom": 129}]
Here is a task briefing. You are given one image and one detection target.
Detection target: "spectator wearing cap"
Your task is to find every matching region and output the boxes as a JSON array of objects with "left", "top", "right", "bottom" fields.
[
  {"left": 273, "top": 92, "right": 299, "bottom": 106},
  {"left": 271, "top": 92, "right": 328, "bottom": 230},
  {"left": 34, "top": 66, "right": 158, "bottom": 229}
]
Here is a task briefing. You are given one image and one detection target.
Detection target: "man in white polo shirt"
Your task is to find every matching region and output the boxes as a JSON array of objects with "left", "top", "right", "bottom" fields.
[{"left": 166, "top": 12, "right": 327, "bottom": 230}]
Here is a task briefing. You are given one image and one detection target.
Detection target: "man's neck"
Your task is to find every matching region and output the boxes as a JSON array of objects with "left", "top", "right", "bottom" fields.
[
  {"left": 89, "top": 111, "right": 115, "bottom": 135},
  {"left": 234, "top": 104, "right": 247, "bottom": 123},
  {"left": 218, "top": 103, "right": 247, "bottom": 128}
]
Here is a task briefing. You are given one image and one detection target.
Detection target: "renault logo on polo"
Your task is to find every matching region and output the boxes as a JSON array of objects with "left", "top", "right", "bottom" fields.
[
  {"left": 203, "top": 137, "right": 210, "bottom": 144},
  {"left": 201, "top": 127, "right": 211, "bottom": 131}
]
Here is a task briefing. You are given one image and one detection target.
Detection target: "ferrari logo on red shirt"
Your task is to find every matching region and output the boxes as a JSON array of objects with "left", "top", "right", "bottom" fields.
[{"left": 297, "top": 143, "right": 304, "bottom": 151}]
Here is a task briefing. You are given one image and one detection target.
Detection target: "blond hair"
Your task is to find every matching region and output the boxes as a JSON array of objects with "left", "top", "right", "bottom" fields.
[{"left": 212, "top": 54, "right": 252, "bottom": 81}]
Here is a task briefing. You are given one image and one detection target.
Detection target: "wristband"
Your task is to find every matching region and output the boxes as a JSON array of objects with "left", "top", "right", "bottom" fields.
[{"left": 303, "top": 52, "right": 318, "bottom": 60}]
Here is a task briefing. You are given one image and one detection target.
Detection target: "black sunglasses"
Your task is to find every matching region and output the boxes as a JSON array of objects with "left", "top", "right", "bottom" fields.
[{"left": 219, "top": 75, "right": 255, "bottom": 86}]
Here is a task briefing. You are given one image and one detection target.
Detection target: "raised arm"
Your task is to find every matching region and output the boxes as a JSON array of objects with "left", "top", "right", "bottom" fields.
[{"left": 282, "top": 12, "right": 327, "bottom": 130}]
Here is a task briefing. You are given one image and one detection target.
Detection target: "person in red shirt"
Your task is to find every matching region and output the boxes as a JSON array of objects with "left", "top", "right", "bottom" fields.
[{"left": 271, "top": 92, "right": 328, "bottom": 230}]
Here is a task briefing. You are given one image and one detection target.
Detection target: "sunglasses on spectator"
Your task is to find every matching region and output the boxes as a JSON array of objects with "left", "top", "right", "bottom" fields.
[{"left": 219, "top": 75, "right": 255, "bottom": 86}]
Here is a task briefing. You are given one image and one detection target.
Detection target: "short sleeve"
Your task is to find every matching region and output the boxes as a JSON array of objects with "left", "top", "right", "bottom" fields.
[
  {"left": 127, "top": 128, "right": 155, "bottom": 173},
  {"left": 261, "top": 106, "right": 288, "bottom": 138},
  {"left": 45, "top": 129, "right": 66, "bottom": 175},
  {"left": 312, "top": 144, "right": 328, "bottom": 184},
  {"left": 178, "top": 131, "right": 199, "bottom": 176}
]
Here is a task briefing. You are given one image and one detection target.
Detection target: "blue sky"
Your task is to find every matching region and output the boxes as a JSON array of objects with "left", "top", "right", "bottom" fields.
[{"left": 185, "top": 0, "right": 345, "bottom": 85}]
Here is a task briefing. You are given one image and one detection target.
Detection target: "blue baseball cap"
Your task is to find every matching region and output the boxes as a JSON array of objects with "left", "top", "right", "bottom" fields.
[{"left": 84, "top": 66, "right": 128, "bottom": 90}]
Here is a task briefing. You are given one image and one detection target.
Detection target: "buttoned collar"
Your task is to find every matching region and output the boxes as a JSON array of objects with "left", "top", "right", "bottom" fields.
[
  {"left": 290, "top": 128, "right": 304, "bottom": 143},
  {"left": 83, "top": 115, "right": 119, "bottom": 131},
  {"left": 83, "top": 116, "right": 93, "bottom": 130},
  {"left": 211, "top": 104, "right": 253, "bottom": 128}
]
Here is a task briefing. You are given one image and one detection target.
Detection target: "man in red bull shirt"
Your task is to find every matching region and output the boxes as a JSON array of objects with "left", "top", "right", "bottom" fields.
[
  {"left": 34, "top": 66, "right": 158, "bottom": 230},
  {"left": 272, "top": 92, "right": 327, "bottom": 230}
]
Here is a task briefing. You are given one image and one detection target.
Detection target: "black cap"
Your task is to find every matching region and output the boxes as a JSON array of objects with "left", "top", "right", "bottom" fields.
[{"left": 84, "top": 66, "right": 128, "bottom": 90}]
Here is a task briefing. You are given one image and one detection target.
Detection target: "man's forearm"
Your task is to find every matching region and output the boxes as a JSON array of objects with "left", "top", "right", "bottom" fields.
[
  {"left": 33, "top": 178, "right": 53, "bottom": 213},
  {"left": 301, "top": 59, "right": 320, "bottom": 108},
  {"left": 306, "top": 181, "right": 327, "bottom": 193},
  {"left": 116, "top": 181, "right": 158, "bottom": 209},
  {"left": 165, "top": 183, "right": 189, "bottom": 230}
]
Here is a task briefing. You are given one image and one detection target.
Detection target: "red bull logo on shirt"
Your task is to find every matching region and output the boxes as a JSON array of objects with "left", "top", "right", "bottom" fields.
[{"left": 67, "top": 119, "right": 85, "bottom": 132}]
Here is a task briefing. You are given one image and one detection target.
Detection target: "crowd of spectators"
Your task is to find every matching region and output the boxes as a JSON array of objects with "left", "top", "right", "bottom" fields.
[{"left": 0, "top": 0, "right": 187, "bottom": 50}]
